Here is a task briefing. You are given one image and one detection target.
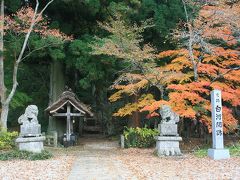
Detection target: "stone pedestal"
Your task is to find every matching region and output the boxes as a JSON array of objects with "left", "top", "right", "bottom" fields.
[
  {"left": 155, "top": 136, "right": 182, "bottom": 156},
  {"left": 208, "top": 149, "right": 230, "bottom": 160},
  {"left": 16, "top": 136, "right": 46, "bottom": 153}
]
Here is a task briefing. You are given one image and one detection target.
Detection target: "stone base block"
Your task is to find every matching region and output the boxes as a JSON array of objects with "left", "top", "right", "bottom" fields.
[
  {"left": 16, "top": 136, "right": 46, "bottom": 153},
  {"left": 159, "top": 123, "right": 178, "bottom": 136},
  {"left": 208, "top": 148, "right": 230, "bottom": 160},
  {"left": 155, "top": 136, "right": 182, "bottom": 156}
]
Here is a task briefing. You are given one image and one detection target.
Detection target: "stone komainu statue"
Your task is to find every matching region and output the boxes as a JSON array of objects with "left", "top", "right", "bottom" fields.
[
  {"left": 18, "top": 105, "right": 41, "bottom": 137},
  {"left": 156, "top": 105, "right": 182, "bottom": 156},
  {"left": 159, "top": 105, "right": 179, "bottom": 124},
  {"left": 16, "top": 105, "right": 45, "bottom": 153},
  {"left": 18, "top": 105, "right": 39, "bottom": 125},
  {"left": 158, "top": 105, "right": 180, "bottom": 136}
]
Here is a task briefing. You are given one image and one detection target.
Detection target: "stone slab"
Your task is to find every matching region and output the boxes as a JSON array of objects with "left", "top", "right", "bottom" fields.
[
  {"left": 159, "top": 123, "right": 178, "bottom": 136},
  {"left": 20, "top": 124, "right": 41, "bottom": 137},
  {"left": 208, "top": 148, "right": 230, "bottom": 160},
  {"left": 16, "top": 136, "right": 45, "bottom": 153},
  {"left": 16, "top": 136, "right": 45, "bottom": 143},
  {"left": 155, "top": 136, "right": 182, "bottom": 141}
]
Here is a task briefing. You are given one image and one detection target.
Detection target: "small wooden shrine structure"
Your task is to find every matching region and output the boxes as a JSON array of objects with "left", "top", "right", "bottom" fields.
[{"left": 45, "top": 90, "right": 93, "bottom": 142}]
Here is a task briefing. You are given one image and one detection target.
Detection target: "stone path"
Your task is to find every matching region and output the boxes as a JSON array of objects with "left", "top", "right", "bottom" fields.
[{"left": 68, "top": 138, "right": 137, "bottom": 180}]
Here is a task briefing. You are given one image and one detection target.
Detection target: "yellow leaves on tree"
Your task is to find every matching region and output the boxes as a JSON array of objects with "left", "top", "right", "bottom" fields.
[
  {"left": 113, "top": 94, "right": 155, "bottom": 117},
  {"left": 109, "top": 74, "right": 148, "bottom": 103}
]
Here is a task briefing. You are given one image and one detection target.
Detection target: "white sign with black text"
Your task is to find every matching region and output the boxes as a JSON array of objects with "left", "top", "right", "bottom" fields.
[{"left": 208, "top": 90, "right": 230, "bottom": 160}]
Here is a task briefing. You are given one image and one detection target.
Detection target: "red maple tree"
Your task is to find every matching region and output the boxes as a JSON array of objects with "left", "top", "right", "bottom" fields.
[
  {"left": 109, "top": 1, "right": 239, "bottom": 133},
  {"left": 141, "top": 2, "right": 240, "bottom": 133}
]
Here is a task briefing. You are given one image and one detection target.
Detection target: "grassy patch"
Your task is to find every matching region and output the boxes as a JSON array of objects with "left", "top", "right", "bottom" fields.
[
  {"left": 194, "top": 144, "right": 240, "bottom": 158},
  {"left": 194, "top": 148, "right": 208, "bottom": 158},
  {"left": 229, "top": 145, "right": 240, "bottom": 156},
  {"left": 0, "top": 150, "right": 53, "bottom": 161}
]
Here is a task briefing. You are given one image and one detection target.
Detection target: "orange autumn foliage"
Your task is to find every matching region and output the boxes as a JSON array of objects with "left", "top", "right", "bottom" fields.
[
  {"left": 109, "top": 2, "right": 239, "bottom": 133},
  {"left": 142, "top": 3, "right": 239, "bottom": 133},
  {"left": 154, "top": 44, "right": 239, "bottom": 133},
  {"left": 113, "top": 94, "right": 155, "bottom": 117}
]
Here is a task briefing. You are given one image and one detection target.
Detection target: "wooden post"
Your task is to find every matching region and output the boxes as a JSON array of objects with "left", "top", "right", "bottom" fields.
[
  {"left": 66, "top": 103, "right": 71, "bottom": 141},
  {"left": 121, "top": 134, "right": 124, "bottom": 148}
]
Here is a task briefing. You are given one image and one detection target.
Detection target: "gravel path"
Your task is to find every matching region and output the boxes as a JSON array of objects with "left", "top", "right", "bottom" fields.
[
  {"left": 1, "top": 138, "right": 240, "bottom": 180},
  {"left": 68, "top": 139, "right": 137, "bottom": 180},
  {"left": 117, "top": 148, "right": 240, "bottom": 180},
  {"left": 0, "top": 154, "right": 75, "bottom": 180},
  {"left": 68, "top": 149, "right": 137, "bottom": 180}
]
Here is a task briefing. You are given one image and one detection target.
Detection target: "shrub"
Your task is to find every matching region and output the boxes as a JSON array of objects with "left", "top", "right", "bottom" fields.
[
  {"left": 0, "top": 150, "right": 53, "bottom": 161},
  {"left": 123, "top": 127, "right": 159, "bottom": 148},
  {"left": 0, "top": 131, "right": 18, "bottom": 150}
]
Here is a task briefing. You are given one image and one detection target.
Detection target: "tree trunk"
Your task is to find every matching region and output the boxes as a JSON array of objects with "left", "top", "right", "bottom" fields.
[
  {"left": 48, "top": 60, "right": 65, "bottom": 132},
  {"left": 0, "top": 0, "right": 4, "bottom": 95},
  {"left": 0, "top": 0, "right": 6, "bottom": 131},
  {"left": 129, "top": 94, "right": 141, "bottom": 128},
  {"left": 131, "top": 111, "right": 141, "bottom": 127},
  {"left": 0, "top": 103, "right": 9, "bottom": 130},
  {"left": 182, "top": 0, "right": 199, "bottom": 82},
  {"left": 193, "top": 63, "right": 198, "bottom": 82}
]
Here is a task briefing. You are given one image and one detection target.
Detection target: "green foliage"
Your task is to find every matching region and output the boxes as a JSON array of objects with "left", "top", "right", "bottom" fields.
[
  {"left": 0, "top": 150, "right": 53, "bottom": 161},
  {"left": 83, "top": 0, "right": 101, "bottom": 16},
  {"left": 135, "top": 0, "right": 185, "bottom": 49},
  {"left": 28, "top": 35, "right": 66, "bottom": 60},
  {"left": 66, "top": 35, "right": 122, "bottom": 94},
  {"left": 10, "top": 91, "right": 32, "bottom": 109},
  {"left": 5, "top": 0, "right": 21, "bottom": 12},
  {"left": 123, "top": 127, "right": 158, "bottom": 148},
  {"left": 0, "top": 131, "right": 18, "bottom": 150}
]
